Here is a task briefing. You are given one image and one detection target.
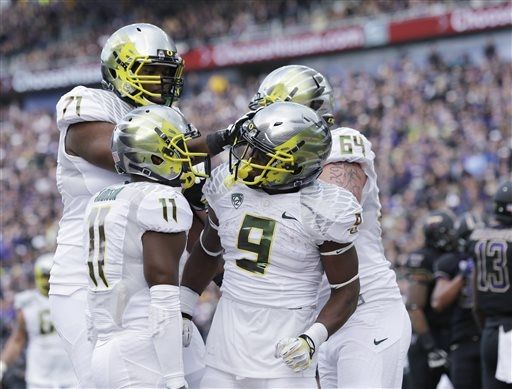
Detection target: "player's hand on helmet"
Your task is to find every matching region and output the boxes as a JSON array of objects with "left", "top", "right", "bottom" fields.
[
  {"left": 223, "top": 108, "right": 264, "bottom": 145},
  {"left": 182, "top": 314, "right": 193, "bottom": 348},
  {"left": 427, "top": 348, "right": 449, "bottom": 369},
  {"left": 275, "top": 335, "right": 315, "bottom": 372}
]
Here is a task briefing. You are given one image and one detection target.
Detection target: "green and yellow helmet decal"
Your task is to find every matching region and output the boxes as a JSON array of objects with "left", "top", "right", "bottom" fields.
[
  {"left": 249, "top": 65, "right": 335, "bottom": 125},
  {"left": 34, "top": 253, "right": 53, "bottom": 297},
  {"left": 112, "top": 105, "right": 209, "bottom": 188},
  {"left": 101, "top": 23, "right": 184, "bottom": 107},
  {"left": 230, "top": 102, "right": 331, "bottom": 191}
]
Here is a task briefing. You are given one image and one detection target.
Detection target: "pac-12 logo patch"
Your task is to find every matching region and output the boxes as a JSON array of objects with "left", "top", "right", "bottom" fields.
[{"left": 231, "top": 193, "right": 244, "bottom": 209}]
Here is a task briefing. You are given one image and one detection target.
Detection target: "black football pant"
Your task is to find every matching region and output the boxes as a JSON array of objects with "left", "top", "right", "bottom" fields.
[
  {"left": 481, "top": 317, "right": 512, "bottom": 389},
  {"left": 450, "top": 337, "right": 481, "bottom": 389},
  {"left": 407, "top": 342, "right": 449, "bottom": 389}
]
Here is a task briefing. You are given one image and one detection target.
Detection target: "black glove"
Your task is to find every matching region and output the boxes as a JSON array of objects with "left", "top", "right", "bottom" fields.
[
  {"left": 182, "top": 177, "right": 207, "bottom": 211},
  {"left": 427, "top": 348, "right": 449, "bottom": 369},
  {"left": 418, "top": 333, "right": 449, "bottom": 369},
  {"left": 206, "top": 109, "right": 262, "bottom": 155}
]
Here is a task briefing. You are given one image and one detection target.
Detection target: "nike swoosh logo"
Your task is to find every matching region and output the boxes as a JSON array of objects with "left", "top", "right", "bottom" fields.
[
  {"left": 282, "top": 212, "right": 298, "bottom": 221},
  {"left": 373, "top": 338, "right": 388, "bottom": 345}
]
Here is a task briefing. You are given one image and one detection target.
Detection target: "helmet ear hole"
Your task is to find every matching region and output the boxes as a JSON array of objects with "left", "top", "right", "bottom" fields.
[
  {"left": 151, "top": 155, "right": 164, "bottom": 165},
  {"left": 292, "top": 166, "right": 303, "bottom": 175}
]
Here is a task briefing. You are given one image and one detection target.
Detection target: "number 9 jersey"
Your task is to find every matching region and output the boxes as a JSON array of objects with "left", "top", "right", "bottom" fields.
[{"left": 204, "top": 163, "right": 362, "bottom": 310}]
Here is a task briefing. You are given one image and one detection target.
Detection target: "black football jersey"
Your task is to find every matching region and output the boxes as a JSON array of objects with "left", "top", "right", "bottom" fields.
[
  {"left": 434, "top": 252, "right": 480, "bottom": 343},
  {"left": 469, "top": 224, "right": 512, "bottom": 318},
  {"left": 406, "top": 247, "right": 452, "bottom": 331}
]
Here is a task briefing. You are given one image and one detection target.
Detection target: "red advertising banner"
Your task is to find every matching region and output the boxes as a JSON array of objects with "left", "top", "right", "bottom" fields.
[
  {"left": 389, "top": 2, "right": 512, "bottom": 44},
  {"left": 183, "top": 26, "right": 365, "bottom": 70}
]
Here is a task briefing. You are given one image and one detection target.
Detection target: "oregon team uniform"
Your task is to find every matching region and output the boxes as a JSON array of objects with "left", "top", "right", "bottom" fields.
[
  {"left": 14, "top": 290, "right": 76, "bottom": 388},
  {"left": 317, "top": 127, "right": 410, "bottom": 388},
  {"left": 50, "top": 86, "right": 205, "bottom": 386},
  {"left": 201, "top": 163, "right": 362, "bottom": 385},
  {"left": 470, "top": 225, "right": 512, "bottom": 389},
  {"left": 434, "top": 252, "right": 481, "bottom": 388},
  {"left": 86, "top": 181, "right": 192, "bottom": 388}
]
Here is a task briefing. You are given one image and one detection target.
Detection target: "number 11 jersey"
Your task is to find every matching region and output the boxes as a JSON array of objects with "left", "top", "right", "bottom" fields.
[{"left": 84, "top": 181, "right": 192, "bottom": 336}]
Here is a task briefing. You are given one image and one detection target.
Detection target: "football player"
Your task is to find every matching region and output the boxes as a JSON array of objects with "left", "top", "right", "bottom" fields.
[
  {"left": 0, "top": 253, "right": 77, "bottom": 388},
  {"left": 405, "top": 210, "right": 457, "bottom": 389},
  {"left": 249, "top": 64, "right": 410, "bottom": 388},
  {"left": 431, "top": 212, "right": 484, "bottom": 389},
  {"left": 470, "top": 180, "right": 512, "bottom": 389},
  {"left": 86, "top": 105, "right": 206, "bottom": 388},
  {"left": 180, "top": 102, "right": 362, "bottom": 388},
  {"left": 49, "top": 22, "right": 227, "bottom": 386}
]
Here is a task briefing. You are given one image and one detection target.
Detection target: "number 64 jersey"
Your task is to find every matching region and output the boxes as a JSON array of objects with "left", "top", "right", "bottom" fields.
[{"left": 84, "top": 181, "right": 192, "bottom": 336}]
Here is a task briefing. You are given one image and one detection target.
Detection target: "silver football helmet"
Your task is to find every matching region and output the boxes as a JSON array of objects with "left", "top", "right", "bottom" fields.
[
  {"left": 230, "top": 101, "right": 332, "bottom": 191},
  {"left": 249, "top": 65, "right": 335, "bottom": 125},
  {"left": 112, "top": 105, "right": 209, "bottom": 189},
  {"left": 101, "top": 23, "right": 184, "bottom": 107}
]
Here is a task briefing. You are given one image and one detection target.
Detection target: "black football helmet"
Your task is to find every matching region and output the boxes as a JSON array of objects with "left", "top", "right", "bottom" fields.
[
  {"left": 454, "top": 212, "right": 485, "bottom": 253},
  {"left": 493, "top": 180, "right": 512, "bottom": 225},
  {"left": 423, "top": 210, "right": 457, "bottom": 251}
]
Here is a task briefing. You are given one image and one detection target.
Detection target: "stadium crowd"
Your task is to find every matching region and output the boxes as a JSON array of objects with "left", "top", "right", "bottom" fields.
[
  {"left": 2, "top": 0, "right": 475, "bottom": 72},
  {"left": 1, "top": 41, "right": 510, "bottom": 338}
]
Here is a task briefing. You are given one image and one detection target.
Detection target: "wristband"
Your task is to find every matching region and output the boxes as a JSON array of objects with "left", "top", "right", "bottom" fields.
[
  {"left": 180, "top": 286, "right": 199, "bottom": 317},
  {"left": 301, "top": 322, "right": 329, "bottom": 356}
]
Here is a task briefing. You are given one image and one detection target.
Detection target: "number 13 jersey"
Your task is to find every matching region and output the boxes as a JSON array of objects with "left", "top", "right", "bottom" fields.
[{"left": 203, "top": 163, "right": 362, "bottom": 309}]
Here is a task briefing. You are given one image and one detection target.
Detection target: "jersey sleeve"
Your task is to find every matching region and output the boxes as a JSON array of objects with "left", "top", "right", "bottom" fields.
[
  {"left": 56, "top": 86, "right": 127, "bottom": 131},
  {"left": 327, "top": 127, "right": 375, "bottom": 168},
  {"left": 406, "top": 250, "right": 434, "bottom": 279},
  {"left": 203, "top": 163, "right": 231, "bottom": 214},
  {"left": 301, "top": 182, "right": 363, "bottom": 245},
  {"left": 137, "top": 187, "right": 193, "bottom": 234},
  {"left": 434, "top": 253, "right": 459, "bottom": 279},
  {"left": 14, "top": 290, "right": 34, "bottom": 310}
]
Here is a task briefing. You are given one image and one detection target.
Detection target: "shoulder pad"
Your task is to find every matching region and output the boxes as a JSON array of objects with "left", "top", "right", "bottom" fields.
[
  {"left": 301, "top": 182, "right": 362, "bottom": 244},
  {"left": 137, "top": 184, "right": 193, "bottom": 233},
  {"left": 327, "top": 127, "right": 375, "bottom": 165}
]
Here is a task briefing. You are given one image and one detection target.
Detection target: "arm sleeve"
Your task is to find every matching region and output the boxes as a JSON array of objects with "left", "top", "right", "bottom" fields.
[
  {"left": 137, "top": 188, "right": 193, "bottom": 234},
  {"left": 301, "top": 183, "right": 363, "bottom": 245},
  {"left": 203, "top": 163, "right": 231, "bottom": 215},
  {"left": 406, "top": 250, "right": 433, "bottom": 279},
  {"left": 13, "top": 291, "right": 33, "bottom": 311}
]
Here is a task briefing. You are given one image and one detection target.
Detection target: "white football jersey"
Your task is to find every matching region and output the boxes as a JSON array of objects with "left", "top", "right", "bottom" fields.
[
  {"left": 52, "top": 86, "right": 133, "bottom": 290},
  {"left": 318, "top": 127, "right": 401, "bottom": 309},
  {"left": 203, "top": 163, "right": 362, "bottom": 310},
  {"left": 14, "top": 290, "right": 76, "bottom": 387},
  {"left": 85, "top": 182, "right": 192, "bottom": 336}
]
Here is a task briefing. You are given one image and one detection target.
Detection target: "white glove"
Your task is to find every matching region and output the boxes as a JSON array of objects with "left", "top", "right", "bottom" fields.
[
  {"left": 275, "top": 335, "right": 314, "bottom": 372},
  {"left": 165, "top": 377, "right": 188, "bottom": 389},
  {"left": 0, "top": 360, "right": 6, "bottom": 381},
  {"left": 182, "top": 316, "right": 193, "bottom": 348}
]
